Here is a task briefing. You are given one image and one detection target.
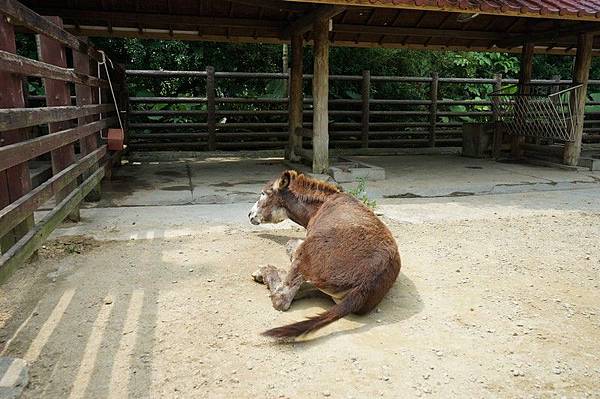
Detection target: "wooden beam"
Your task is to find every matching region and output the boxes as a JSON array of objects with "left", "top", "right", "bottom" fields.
[
  {"left": 74, "top": 44, "right": 101, "bottom": 201},
  {"left": 0, "top": 146, "right": 106, "bottom": 240},
  {"left": 0, "top": 104, "right": 114, "bottom": 131},
  {"left": 228, "top": 0, "right": 309, "bottom": 12},
  {"left": 283, "top": 5, "right": 344, "bottom": 38},
  {"left": 511, "top": 42, "right": 534, "bottom": 160},
  {"left": 564, "top": 33, "right": 594, "bottom": 166},
  {"left": 286, "top": 34, "right": 304, "bottom": 162},
  {"left": 206, "top": 66, "right": 216, "bottom": 151},
  {"left": 38, "top": 16, "right": 80, "bottom": 221},
  {"left": 0, "top": 0, "right": 101, "bottom": 61},
  {"left": 311, "top": 17, "right": 329, "bottom": 174},
  {"left": 0, "top": 50, "right": 107, "bottom": 87},
  {"left": 0, "top": 166, "right": 105, "bottom": 282},
  {"left": 334, "top": 24, "right": 512, "bottom": 41},
  {"left": 503, "top": 22, "right": 600, "bottom": 48},
  {"left": 30, "top": 9, "right": 284, "bottom": 31},
  {"left": 361, "top": 69, "right": 370, "bottom": 148},
  {"left": 0, "top": 15, "right": 33, "bottom": 254},
  {"left": 0, "top": 118, "right": 115, "bottom": 172}
]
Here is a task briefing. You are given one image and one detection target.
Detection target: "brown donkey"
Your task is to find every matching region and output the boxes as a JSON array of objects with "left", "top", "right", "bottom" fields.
[{"left": 248, "top": 170, "right": 401, "bottom": 338}]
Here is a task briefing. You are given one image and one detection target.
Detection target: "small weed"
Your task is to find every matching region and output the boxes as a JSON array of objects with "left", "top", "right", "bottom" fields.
[{"left": 348, "top": 178, "right": 377, "bottom": 209}]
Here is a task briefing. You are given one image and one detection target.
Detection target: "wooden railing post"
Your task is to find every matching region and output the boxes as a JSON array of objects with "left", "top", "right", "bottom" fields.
[
  {"left": 0, "top": 15, "right": 34, "bottom": 254},
  {"left": 512, "top": 42, "right": 534, "bottom": 160},
  {"left": 311, "top": 17, "right": 330, "bottom": 174},
  {"left": 361, "top": 69, "right": 370, "bottom": 148},
  {"left": 206, "top": 66, "right": 216, "bottom": 151},
  {"left": 286, "top": 34, "right": 304, "bottom": 161},
  {"left": 564, "top": 33, "right": 594, "bottom": 166},
  {"left": 492, "top": 73, "right": 503, "bottom": 158},
  {"left": 37, "top": 16, "right": 80, "bottom": 221},
  {"left": 74, "top": 40, "right": 101, "bottom": 200},
  {"left": 429, "top": 72, "right": 439, "bottom": 147}
]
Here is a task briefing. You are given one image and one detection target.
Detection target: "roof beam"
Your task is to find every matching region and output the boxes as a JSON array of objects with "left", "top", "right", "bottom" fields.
[
  {"left": 283, "top": 5, "right": 345, "bottom": 38},
  {"left": 228, "top": 0, "right": 308, "bottom": 13},
  {"left": 333, "top": 24, "right": 513, "bottom": 42},
  {"left": 26, "top": 9, "right": 284, "bottom": 31},
  {"left": 503, "top": 23, "right": 600, "bottom": 47}
]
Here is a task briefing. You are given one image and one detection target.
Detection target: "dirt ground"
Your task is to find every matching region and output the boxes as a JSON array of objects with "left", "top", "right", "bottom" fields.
[{"left": 1, "top": 154, "right": 600, "bottom": 398}]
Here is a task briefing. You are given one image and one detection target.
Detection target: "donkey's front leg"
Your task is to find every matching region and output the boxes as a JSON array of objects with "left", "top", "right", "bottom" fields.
[
  {"left": 269, "top": 260, "right": 305, "bottom": 311},
  {"left": 285, "top": 239, "right": 304, "bottom": 261}
]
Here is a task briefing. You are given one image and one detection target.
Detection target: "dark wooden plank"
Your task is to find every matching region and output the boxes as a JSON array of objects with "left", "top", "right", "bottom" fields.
[
  {"left": 206, "top": 65, "right": 216, "bottom": 151},
  {"left": 512, "top": 42, "right": 534, "bottom": 160},
  {"left": 74, "top": 45, "right": 102, "bottom": 201},
  {"left": 0, "top": 104, "right": 114, "bottom": 131},
  {"left": 0, "top": 0, "right": 102, "bottom": 61},
  {"left": 286, "top": 34, "right": 304, "bottom": 161},
  {"left": 0, "top": 50, "right": 108, "bottom": 87},
  {"left": 361, "top": 69, "right": 370, "bottom": 148},
  {"left": 0, "top": 16, "right": 33, "bottom": 254},
  {"left": 0, "top": 146, "right": 106, "bottom": 239},
  {"left": 0, "top": 166, "right": 105, "bottom": 282},
  {"left": 311, "top": 17, "right": 330, "bottom": 173},
  {"left": 0, "top": 118, "right": 115, "bottom": 172},
  {"left": 37, "top": 16, "right": 80, "bottom": 221},
  {"left": 429, "top": 72, "right": 439, "bottom": 147}
]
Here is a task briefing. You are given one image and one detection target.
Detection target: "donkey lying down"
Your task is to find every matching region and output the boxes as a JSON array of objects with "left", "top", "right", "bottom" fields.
[{"left": 248, "top": 170, "right": 401, "bottom": 338}]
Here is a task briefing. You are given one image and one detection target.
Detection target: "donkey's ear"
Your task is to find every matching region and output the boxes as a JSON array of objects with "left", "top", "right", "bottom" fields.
[{"left": 275, "top": 170, "right": 294, "bottom": 191}]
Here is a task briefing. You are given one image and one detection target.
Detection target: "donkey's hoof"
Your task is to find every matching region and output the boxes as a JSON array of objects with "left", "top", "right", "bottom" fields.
[{"left": 251, "top": 269, "right": 265, "bottom": 284}]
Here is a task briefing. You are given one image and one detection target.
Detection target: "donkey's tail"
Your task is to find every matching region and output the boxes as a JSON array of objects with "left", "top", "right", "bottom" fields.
[{"left": 262, "top": 286, "right": 365, "bottom": 339}]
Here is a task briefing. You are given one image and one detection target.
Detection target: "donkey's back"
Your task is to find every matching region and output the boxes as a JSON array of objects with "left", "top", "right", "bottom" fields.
[{"left": 298, "top": 193, "right": 401, "bottom": 315}]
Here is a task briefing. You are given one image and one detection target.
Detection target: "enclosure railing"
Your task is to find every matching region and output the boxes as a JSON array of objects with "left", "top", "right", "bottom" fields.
[
  {"left": 0, "top": 1, "right": 123, "bottom": 277},
  {"left": 124, "top": 69, "right": 600, "bottom": 152}
]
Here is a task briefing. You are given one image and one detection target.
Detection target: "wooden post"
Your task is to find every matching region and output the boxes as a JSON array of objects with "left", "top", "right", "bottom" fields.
[
  {"left": 512, "top": 42, "right": 534, "bottom": 160},
  {"left": 311, "top": 17, "right": 330, "bottom": 174},
  {"left": 0, "top": 16, "right": 34, "bottom": 253},
  {"left": 286, "top": 34, "right": 304, "bottom": 161},
  {"left": 361, "top": 69, "right": 370, "bottom": 148},
  {"left": 491, "top": 73, "right": 503, "bottom": 158},
  {"left": 206, "top": 66, "right": 216, "bottom": 151},
  {"left": 429, "top": 72, "right": 439, "bottom": 147},
  {"left": 73, "top": 42, "right": 101, "bottom": 201},
  {"left": 563, "top": 33, "right": 594, "bottom": 166},
  {"left": 37, "top": 16, "right": 79, "bottom": 221}
]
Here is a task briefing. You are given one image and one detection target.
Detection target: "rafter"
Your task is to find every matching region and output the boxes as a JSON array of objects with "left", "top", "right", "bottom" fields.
[{"left": 282, "top": 5, "right": 345, "bottom": 38}]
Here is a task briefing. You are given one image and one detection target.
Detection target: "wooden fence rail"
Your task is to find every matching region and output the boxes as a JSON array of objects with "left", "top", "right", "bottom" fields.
[
  {"left": 124, "top": 68, "right": 600, "bottom": 151},
  {"left": 0, "top": 1, "right": 121, "bottom": 279}
]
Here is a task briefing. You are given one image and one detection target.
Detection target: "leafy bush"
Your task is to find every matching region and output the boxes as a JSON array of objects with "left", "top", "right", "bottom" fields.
[{"left": 348, "top": 178, "right": 377, "bottom": 210}]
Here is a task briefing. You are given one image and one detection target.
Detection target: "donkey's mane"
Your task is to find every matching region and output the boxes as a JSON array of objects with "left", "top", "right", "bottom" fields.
[{"left": 287, "top": 171, "right": 340, "bottom": 203}]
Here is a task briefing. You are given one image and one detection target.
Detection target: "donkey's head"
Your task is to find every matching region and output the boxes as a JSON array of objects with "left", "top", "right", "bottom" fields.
[{"left": 248, "top": 170, "right": 296, "bottom": 225}]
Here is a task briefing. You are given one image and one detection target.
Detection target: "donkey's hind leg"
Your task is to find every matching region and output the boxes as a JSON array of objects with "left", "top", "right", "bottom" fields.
[{"left": 269, "top": 260, "right": 305, "bottom": 311}]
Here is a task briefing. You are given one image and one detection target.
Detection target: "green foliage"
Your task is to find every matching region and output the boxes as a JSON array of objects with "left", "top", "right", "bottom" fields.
[{"left": 348, "top": 178, "right": 377, "bottom": 210}]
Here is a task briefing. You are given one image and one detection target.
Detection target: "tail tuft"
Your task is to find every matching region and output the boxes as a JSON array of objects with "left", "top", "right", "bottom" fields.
[{"left": 262, "top": 286, "right": 365, "bottom": 339}]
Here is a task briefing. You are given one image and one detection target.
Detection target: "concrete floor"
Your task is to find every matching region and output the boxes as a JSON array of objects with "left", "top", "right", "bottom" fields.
[{"left": 2, "top": 152, "right": 600, "bottom": 398}]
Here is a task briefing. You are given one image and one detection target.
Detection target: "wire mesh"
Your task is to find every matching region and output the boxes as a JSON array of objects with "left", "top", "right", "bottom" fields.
[{"left": 490, "top": 84, "right": 583, "bottom": 142}]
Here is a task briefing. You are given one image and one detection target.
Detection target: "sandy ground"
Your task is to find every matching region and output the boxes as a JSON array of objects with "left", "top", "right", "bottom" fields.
[{"left": 1, "top": 154, "right": 600, "bottom": 398}]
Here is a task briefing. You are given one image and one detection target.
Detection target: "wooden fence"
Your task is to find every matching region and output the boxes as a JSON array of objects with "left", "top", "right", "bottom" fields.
[
  {"left": 125, "top": 69, "right": 600, "bottom": 151},
  {"left": 0, "top": 2, "right": 122, "bottom": 277}
]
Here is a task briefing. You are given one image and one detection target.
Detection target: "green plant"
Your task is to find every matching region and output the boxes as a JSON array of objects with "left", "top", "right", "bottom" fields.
[{"left": 348, "top": 178, "right": 377, "bottom": 209}]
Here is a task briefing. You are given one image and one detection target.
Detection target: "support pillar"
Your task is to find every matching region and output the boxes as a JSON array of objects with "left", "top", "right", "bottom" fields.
[
  {"left": 563, "top": 33, "right": 594, "bottom": 166},
  {"left": 311, "top": 17, "right": 329, "bottom": 174},
  {"left": 512, "top": 42, "right": 534, "bottom": 160},
  {"left": 286, "top": 34, "right": 303, "bottom": 162}
]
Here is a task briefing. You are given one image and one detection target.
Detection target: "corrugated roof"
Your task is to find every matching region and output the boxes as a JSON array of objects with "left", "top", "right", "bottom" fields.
[{"left": 324, "top": 0, "right": 600, "bottom": 20}]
